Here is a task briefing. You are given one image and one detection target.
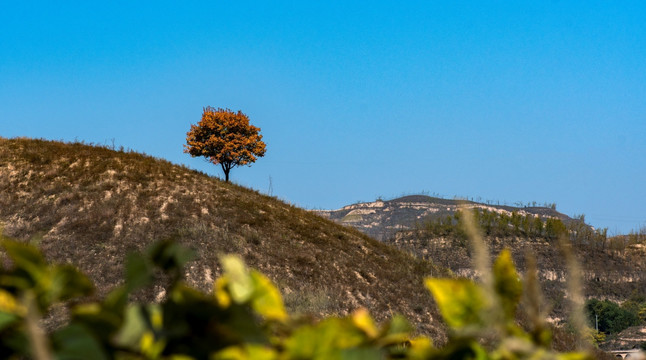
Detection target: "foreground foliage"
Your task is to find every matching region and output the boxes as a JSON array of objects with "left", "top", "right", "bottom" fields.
[{"left": 0, "top": 236, "right": 592, "bottom": 359}]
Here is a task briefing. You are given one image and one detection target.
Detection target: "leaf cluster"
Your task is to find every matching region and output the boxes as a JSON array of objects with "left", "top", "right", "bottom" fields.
[{"left": 184, "top": 107, "right": 266, "bottom": 177}]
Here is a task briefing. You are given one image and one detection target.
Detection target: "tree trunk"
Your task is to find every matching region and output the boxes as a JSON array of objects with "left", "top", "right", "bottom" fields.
[{"left": 221, "top": 163, "right": 231, "bottom": 182}]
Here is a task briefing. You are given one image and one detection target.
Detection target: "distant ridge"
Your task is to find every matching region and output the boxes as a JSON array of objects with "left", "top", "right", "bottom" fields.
[{"left": 316, "top": 194, "right": 575, "bottom": 241}]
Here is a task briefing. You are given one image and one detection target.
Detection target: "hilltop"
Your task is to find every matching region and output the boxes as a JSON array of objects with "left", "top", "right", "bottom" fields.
[{"left": 0, "top": 137, "right": 449, "bottom": 341}]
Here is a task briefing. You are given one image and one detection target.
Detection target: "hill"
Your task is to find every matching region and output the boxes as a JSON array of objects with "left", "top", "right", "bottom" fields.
[
  {"left": 0, "top": 137, "right": 449, "bottom": 341},
  {"left": 315, "top": 195, "right": 581, "bottom": 241},
  {"left": 320, "top": 196, "right": 646, "bottom": 326}
]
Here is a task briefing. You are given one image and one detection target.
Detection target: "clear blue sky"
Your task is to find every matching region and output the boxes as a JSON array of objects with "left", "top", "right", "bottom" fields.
[{"left": 2, "top": 1, "right": 645, "bottom": 234}]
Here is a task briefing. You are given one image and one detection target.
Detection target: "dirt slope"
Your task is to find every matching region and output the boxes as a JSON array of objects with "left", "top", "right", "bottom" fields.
[{"left": 0, "top": 137, "right": 448, "bottom": 341}]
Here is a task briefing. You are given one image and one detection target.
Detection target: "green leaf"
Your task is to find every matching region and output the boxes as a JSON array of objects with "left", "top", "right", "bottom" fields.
[
  {"left": 102, "top": 286, "right": 129, "bottom": 314},
  {"left": 114, "top": 305, "right": 148, "bottom": 349},
  {"left": 220, "top": 255, "right": 254, "bottom": 304},
  {"left": 438, "top": 339, "right": 489, "bottom": 360},
  {"left": 125, "top": 253, "right": 154, "bottom": 292},
  {"left": 284, "top": 317, "right": 370, "bottom": 359},
  {"left": 148, "top": 239, "right": 195, "bottom": 275},
  {"left": 249, "top": 270, "right": 287, "bottom": 321},
  {"left": 340, "top": 347, "right": 384, "bottom": 360},
  {"left": 0, "top": 311, "right": 19, "bottom": 331},
  {"left": 2, "top": 240, "right": 46, "bottom": 267},
  {"left": 377, "top": 314, "right": 412, "bottom": 346},
  {"left": 385, "top": 314, "right": 412, "bottom": 336},
  {"left": 52, "top": 324, "right": 109, "bottom": 360},
  {"left": 492, "top": 249, "right": 522, "bottom": 320},
  {"left": 425, "top": 278, "right": 485, "bottom": 330},
  {"left": 2, "top": 240, "right": 47, "bottom": 280},
  {"left": 212, "top": 344, "right": 277, "bottom": 360},
  {"left": 49, "top": 264, "right": 94, "bottom": 302}
]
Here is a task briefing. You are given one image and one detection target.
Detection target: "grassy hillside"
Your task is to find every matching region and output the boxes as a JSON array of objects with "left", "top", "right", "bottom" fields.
[{"left": 0, "top": 137, "right": 448, "bottom": 341}]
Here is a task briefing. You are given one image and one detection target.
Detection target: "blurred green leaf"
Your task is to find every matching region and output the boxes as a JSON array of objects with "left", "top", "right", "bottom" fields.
[
  {"left": 212, "top": 344, "right": 277, "bottom": 360},
  {"left": 220, "top": 255, "right": 254, "bottom": 304},
  {"left": 2, "top": 240, "right": 47, "bottom": 270},
  {"left": 2, "top": 241, "right": 47, "bottom": 288},
  {"left": 52, "top": 324, "right": 108, "bottom": 360},
  {"left": 377, "top": 314, "right": 412, "bottom": 347},
  {"left": 0, "top": 311, "right": 19, "bottom": 331},
  {"left": 114, "top": 305, "right": 148, "bottom": 349},
  {"left": 249, "top": 270, "right": 286, "bottom": 321},
  {"left": 339, "top": 347, "right": 384, "bottom": 360},
  {"left": 148, "top": 239, "right": 195, "bottom": 276},
  {"left": 284, "top": 316, "right": 372, "bottom": 359},
  {"left": 492, "top": 249, "right": 522, "bottom": 321},
  {"left": 425, "top": 278, "right": 485, "bottom": 330},
  {"left": 125, "top": 253, "right": 154, "bottom": 292},
  {"left": 49, "top": 264, "right": 94, "bottom": 302}
]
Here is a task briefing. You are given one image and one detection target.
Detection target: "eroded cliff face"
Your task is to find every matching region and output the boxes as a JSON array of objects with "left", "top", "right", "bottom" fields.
[
  {"left": 316, "top": 195, "right": 573, "bottom": 241},
  {"left": 389, "top": 230, "right": 646, "bottom": 322}
]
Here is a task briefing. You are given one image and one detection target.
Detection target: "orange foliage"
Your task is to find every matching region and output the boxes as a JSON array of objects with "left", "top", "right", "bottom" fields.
[{"left": 184, "top": 107, "right": 266, "bottom": 182}]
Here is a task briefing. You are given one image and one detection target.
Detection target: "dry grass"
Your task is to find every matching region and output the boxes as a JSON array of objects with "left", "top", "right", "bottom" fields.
[{"left": 0, "top": 137, "right": 449, "bottom": 341}]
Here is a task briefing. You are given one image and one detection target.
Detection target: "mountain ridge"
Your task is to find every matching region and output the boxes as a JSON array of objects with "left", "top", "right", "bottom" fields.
[{"left": 316, "top": 194, "right": 580, "bottom": 241}]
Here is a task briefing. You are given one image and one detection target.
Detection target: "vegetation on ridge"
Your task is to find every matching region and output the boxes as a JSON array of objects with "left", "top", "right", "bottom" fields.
[{"left": 411, "top": 208, "right": 607, "bottom": 245}]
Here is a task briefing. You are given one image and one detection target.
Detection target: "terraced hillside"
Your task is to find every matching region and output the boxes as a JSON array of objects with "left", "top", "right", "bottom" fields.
[{"left": 0, "top": 137, "right": 449, "bottom": 341}]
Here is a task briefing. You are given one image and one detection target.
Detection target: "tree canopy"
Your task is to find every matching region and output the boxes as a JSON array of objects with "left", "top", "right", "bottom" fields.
[{"left": 185, "top": 107, "right": 266, "bottom": 182}]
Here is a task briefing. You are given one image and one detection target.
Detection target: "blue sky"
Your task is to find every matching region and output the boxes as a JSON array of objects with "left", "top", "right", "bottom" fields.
[{"left": 2, "top": 1, "right": 645, "bottom": 234}]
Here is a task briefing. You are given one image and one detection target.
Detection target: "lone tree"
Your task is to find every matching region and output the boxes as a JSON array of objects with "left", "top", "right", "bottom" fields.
[{"left": 185, "top": 107, "right": 266, "bottom": 182}]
